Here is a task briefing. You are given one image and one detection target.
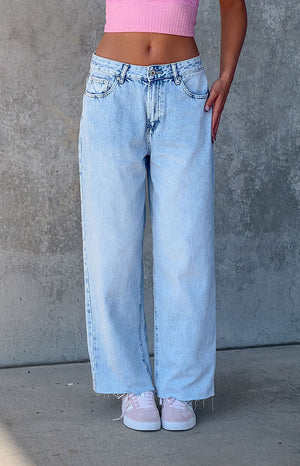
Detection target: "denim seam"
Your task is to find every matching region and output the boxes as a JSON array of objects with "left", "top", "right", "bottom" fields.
[
  {"left": 153, "top": 229, "right": 159, "bottom": 391},
  {"left": 157, "top": 80, "right": 162, "bottom": 122},
  {"left": 89, "top": 76, "right": 112, "bottom": 84},
  {"left": 147, "top": 166, "right": 159, "bottom": 396},
  {"left": 137, "top": 252, "right": 152, "bottom": 379},
  {"left": 146, "top": 126, "right": 151, "bottom": 155},
  {"left": 84, "top": 249, "right": 97, "bottom": 387},
  {"left": 79, "top": 136, "right": 98, "bottom": 388},
  {"left": 179, "top": 83, "right": 208, "bottom": 100}
]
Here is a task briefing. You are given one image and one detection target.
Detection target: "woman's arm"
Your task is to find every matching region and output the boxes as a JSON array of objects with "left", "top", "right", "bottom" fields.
[{"left": 204, "top": 0, "right": 247, "bottom": 142}]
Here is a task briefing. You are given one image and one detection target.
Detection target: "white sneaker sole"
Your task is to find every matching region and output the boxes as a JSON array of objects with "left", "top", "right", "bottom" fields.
[
  {"left": 123, "top": 414, "right": 161, "bottom": 431},
  {"left": 161, "top": 414, "right": 196, "bottom": 431}
]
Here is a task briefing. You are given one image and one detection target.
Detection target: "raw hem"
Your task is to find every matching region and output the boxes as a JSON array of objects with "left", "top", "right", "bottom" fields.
[
  {"left": 92, "top": 387, "right": 156, "bottom": 399},
  {"left": 156, "top": 392, "right": 216, "bottom": 411}
]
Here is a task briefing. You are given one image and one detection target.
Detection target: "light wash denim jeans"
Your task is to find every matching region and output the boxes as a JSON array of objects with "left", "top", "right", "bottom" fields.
[{"left": 78, "top": 51, "right": 216, "bottom": 403}]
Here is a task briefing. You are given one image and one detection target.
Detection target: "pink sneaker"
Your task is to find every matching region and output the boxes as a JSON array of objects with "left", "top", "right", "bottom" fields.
[
  {"left": 159, "top": 397, "right": 197, "bottom": 430},
  {"left": 113, "top": 390, "right": 161, "bottom": 431}
]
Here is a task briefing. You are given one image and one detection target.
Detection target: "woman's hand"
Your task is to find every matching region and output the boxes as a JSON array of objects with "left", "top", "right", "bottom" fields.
[
  {"left": 204, "top": 77, "right": 231, "bottom": 143},
  {"left": 205, "top": 0, "right": 248, "bottom": 144}
]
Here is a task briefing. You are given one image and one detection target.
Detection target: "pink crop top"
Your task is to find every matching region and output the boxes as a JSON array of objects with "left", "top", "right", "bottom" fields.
[{"left": 104, "top": 0, "right": 199, "bottom": 37}]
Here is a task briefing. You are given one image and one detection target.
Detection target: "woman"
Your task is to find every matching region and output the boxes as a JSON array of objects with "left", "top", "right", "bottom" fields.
[{"left": 78, "top": 0, "right": 247, "bottom": 432}]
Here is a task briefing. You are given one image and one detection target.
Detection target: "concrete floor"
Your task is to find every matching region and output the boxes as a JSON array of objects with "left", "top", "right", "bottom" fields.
[{"left": 0, "top": 345, "right": 299, "bottom": 466}]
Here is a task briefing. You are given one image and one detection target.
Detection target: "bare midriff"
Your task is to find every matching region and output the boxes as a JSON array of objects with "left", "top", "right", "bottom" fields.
[{"left": 95, "top": 32, "right": 200, "bottom": 66}]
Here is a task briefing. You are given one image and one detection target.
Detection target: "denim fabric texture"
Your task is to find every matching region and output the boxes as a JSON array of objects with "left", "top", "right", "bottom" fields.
[{"left": 78, "top": 51, "right": 216, "bottom": 402}]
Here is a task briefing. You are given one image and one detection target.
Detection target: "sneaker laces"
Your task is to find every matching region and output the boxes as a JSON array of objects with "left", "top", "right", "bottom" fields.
[
  {"left": 159, "top": 397, "right": 194, "bottom": 410},
  {"left": 112, "top": 390, "right": 156, "bottom": 421}
]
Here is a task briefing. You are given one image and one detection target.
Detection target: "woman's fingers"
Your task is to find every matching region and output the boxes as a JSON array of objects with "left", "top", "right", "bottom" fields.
[
  {"left": 212, "top": 112, "right": 222, "bottom": 142},
  {"left": 204, "top": 87, "right": 218, "bottom": 143},
  {"left": 204, "top": 78, "right": 230, "bottom": 142},
  {"left": 211, "top": 97, "right": 222, "bottom": 141},
  {"left": 204, "top": 86, "right": 218, "bottom": 112}
]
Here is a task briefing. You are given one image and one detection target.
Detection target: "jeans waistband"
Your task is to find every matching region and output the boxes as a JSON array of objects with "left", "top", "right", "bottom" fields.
[{"left": 90, "top": 51, "right": 204, "bottom": 82}]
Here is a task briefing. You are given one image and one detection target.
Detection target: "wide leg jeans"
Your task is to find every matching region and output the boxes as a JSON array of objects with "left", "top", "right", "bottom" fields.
[{"left": 78, "top": 52, "right": 216, "bottom": 402}]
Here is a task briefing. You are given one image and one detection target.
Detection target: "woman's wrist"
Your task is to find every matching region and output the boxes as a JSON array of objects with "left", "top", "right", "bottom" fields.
[{"left": 219, "top": 70, "right": 234, "bottom": 86}]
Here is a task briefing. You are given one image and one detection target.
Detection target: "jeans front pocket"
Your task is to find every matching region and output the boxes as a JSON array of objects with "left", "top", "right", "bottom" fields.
[
  {"left": 179, "top": 68, "right": 209, "bottom": 100},
  {"left": 84, "top": 71, "right": 118, "bottom": 99}
]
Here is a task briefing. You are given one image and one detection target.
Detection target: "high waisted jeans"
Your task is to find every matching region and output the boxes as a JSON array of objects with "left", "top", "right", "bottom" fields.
[{"left": 78, "top": 51, "right": 216, "bottom": 402}]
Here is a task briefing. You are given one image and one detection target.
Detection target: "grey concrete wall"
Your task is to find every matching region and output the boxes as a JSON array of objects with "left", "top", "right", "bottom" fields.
[{"left": 0, "top": 0, "right": 299, "bottom": 367}]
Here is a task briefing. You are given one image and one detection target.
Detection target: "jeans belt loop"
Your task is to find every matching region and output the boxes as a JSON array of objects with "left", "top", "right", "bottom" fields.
[
  {"left": 171, "top": 63, "right": 181, "bottom": 85},
  {"left": 118, "top": 63, "right": 129, "bottom": 84}
]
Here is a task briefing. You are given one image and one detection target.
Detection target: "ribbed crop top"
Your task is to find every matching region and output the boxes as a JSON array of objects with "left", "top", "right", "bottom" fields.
[{"left": 104, "top": 0, "right": 199, "bottom": 37}]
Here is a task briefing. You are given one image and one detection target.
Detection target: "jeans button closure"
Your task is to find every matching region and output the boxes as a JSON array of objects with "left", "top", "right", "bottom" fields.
[{"left": 150, "top": 69, "right": 156, "bottom": 76}]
